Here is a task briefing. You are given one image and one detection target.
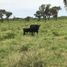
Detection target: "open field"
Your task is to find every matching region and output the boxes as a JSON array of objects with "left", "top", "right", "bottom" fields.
[{"left": 0, "top": 18, "right": 67, "bottom": 67}]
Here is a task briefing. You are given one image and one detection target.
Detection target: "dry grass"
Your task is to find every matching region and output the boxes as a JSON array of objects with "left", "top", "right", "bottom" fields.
[{"left": 0, "top": 18, "right": 67, "bottom": 67}]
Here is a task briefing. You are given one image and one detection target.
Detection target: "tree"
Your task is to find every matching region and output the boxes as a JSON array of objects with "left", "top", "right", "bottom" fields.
[
  {"left": 0, "top": 9, "right": 6, "bottom": 22},
  {"left": 39, "top": 4, "right": 51, "bottom": 21},
  {"left": 5, "top": 11, "right": 12, "bottom": 21},
  {"left": 34, "top": 11, "right": 41, "bottom": 21},
  {"left": 34, "top": 4, "right": 61, "bottom": 21},
  {"left": 49, "top": 6, "right": 61, "bottom": 20},
  {"left": 64, "top": 0, "right": 67, "bottom": 6},
  {"left": 44, "top": 4, "right": 51, "bottom": 20},
  {"left": 39, "top": 4, "right": 46, "bottom": 19}
]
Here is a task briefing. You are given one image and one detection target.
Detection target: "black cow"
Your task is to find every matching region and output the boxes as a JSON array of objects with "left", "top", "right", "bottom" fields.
[
  {"left": 23, "top": 24, "right": 40, "bottom": 35},
  {"left": 23, "top": 28, "right": 30, "bottom": 35},
  {"left": 30, "top": 24, "right": 40, "bottom": 34}
]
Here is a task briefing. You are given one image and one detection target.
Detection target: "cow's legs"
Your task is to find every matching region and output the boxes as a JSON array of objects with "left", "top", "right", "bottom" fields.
[
  {"left": 31, "top": 32, "right": 34, "bottom": 36},
  {"left": 36, "top": 31, "right": 38, "bottom": 34},
  {"left": 23, "top": 30, "right": 25, "bottom": 35}
]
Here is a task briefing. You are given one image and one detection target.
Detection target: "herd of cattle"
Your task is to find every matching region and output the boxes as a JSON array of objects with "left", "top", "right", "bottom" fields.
[{"left": 23, "top": 24, "right": 40, "bottom": 35}]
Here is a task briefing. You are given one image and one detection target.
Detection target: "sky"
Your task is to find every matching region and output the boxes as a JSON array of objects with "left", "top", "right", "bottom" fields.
[{"left": 0, "top": 0, "right": 67, "bottom": 18}]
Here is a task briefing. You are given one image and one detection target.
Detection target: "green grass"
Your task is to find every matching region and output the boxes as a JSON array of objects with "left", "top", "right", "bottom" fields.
[{"left": 0, "top": 18, "right": 67, "bottom": 67}]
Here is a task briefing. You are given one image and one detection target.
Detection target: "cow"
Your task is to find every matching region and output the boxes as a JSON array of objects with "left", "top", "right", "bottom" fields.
[
  {"left": 30, "top": 24, "right": 40, "bottom": 34},
  {"left": 23, "top": 24, "right": 40, "bottom": 35}
]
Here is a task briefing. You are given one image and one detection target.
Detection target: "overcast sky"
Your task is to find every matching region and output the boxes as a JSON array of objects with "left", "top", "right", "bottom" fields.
[{"left": 0, "top": 0, "right": 67, "bottom": 18}]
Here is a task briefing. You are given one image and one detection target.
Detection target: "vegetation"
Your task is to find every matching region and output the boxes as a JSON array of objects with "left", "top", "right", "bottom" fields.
[
  {"left": 0, "top": 1, "right": 67, "bottom": 67},
  {"left": 0, "top": 17, "right": 67, "bottom": 67},
  {"left": 5, "top": 11, "right": 12, "bottom": 21},
  {"left": 0, "top": 9, "right": 12, "bottom": 22},
  {"left": 34, "top": 11, "right": 41, "bottom": 21},
  {"left": 0, "top": 10, "right": 6, "bottom": 22},
  {"left": 34, "top": 4, "right": 61, "bottom": 21},
  {"left": 24, "top": 16, "right": 31, "bottom": 21},
  {"left": 64, "top": 0, "right": 67, "bottom": 6}
]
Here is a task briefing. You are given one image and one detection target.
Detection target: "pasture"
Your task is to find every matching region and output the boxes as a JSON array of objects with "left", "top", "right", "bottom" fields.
[{"left": 0, "top": 18, "right": 67, "bottom": 67}]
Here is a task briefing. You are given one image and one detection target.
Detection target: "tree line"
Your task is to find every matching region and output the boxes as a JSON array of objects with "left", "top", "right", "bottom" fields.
[
  {"left": 26, "top": 0, "right": 67, "bottom": 21},
  {"left": 0, "top": 0, "right": 66, "bottom": 22}
]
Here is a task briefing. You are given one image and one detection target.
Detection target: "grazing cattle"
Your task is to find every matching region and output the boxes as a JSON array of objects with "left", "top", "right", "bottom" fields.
[{"left": 23, "top": 24, "right": 40, "bottom": 35}]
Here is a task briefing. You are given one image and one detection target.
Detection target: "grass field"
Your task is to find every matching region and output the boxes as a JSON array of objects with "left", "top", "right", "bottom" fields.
[{"left": 0, "top": 18, "right": 67, "bottom": 67}]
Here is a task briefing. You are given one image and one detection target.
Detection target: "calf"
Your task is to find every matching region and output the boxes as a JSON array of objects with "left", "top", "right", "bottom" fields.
[{"left": 23, "top": 28, "right": 30, "bottom": 35}]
